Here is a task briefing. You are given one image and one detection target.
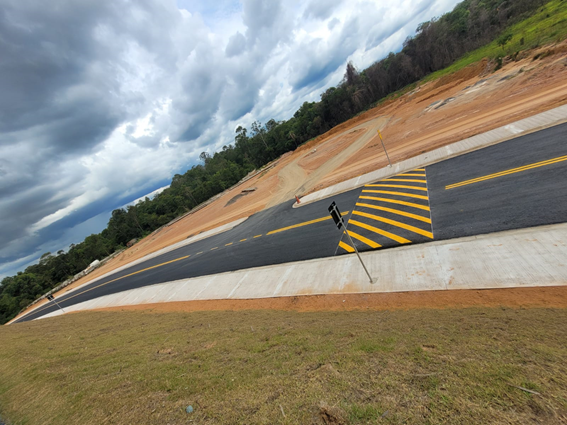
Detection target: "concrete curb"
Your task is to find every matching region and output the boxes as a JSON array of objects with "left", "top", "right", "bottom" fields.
[
  {"left": 11, "top": 216, "right": 249, "bottom": 323},
  {"left": 38, "top": 223, "right": 567, "bottom": 320},
  {"left": 295, "top": 104, "right": 567, "bottom": 207}
]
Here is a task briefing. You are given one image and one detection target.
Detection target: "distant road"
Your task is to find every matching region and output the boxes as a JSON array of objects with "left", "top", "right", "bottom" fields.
[{"left": 14, "top": 122, "right": 567, "bottom": 323}]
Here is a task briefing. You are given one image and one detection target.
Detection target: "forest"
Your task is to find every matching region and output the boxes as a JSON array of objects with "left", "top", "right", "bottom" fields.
[{"left": 0, "top": 0, "right": 550, "bottom": 324}]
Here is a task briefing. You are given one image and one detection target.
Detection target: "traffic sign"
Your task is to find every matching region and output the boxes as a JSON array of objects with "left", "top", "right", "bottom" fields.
[{"left": 328, "top": 201, "right": 344, "bottom": 230}]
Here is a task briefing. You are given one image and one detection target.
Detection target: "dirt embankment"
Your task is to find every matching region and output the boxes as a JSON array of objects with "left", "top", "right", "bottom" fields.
[{"left": 16, "top": 43, "right": 567, "bottom": 319}]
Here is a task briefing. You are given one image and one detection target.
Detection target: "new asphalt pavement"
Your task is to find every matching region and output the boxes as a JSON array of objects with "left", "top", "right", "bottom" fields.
[{"left": 14, "top": 122, "right": 567, "bottom": 323}]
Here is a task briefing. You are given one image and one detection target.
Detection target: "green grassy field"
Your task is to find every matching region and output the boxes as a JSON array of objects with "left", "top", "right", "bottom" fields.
[
  {"left": 424, "top": 0, "right": 567, "bottom": 82},
  {"left": 1, "top": 308, "right": 566, "bottom": 424}
]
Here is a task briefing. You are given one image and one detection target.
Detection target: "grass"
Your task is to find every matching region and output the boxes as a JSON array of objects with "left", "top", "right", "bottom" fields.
[
  {"left": 424, "top": 0, "right": 567, "bottom": 83},
  {"left": 0, "top": 308, "right": 566, "bottom": 424}
]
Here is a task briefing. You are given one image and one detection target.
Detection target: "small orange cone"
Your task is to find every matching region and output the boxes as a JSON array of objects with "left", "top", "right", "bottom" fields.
[{"left": 295, "top": 195, "right": 301, "bottom": 204}]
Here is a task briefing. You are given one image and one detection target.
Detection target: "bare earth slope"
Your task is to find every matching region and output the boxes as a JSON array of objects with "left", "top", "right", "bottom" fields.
[{"left": 20, "top": 45, "right": 567, "bottom": 317}]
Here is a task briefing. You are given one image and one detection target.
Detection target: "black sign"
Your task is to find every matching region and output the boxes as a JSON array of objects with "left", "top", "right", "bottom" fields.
[
  {"left": 47, "top": 294, "right": 54, "bottom": 301},
  {"left": 328, "top": 201, "right": 344, "bottom": 230}
]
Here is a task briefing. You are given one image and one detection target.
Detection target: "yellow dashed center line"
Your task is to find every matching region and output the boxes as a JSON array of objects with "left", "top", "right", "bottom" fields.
[
  {"left": 254, "top": 234, "right": 262, "bottom": 238},
  {"left": 362, "top": 190, "right": 428, "bottom": 199},
  {"left": 225, "top": 242, "right": 233, "bottom": 246},
  {"left": 365, "top": 184, "right": 428, "bottom": 191},
  {"left": 28, "top": 255, "right": 191, "bottom": 318},
  {"left": 446, "top": 155, "right": 567, "bottom": 189},
  {"left": 240, "top": 239, "right": 247, "bottom": 242},
  {"left": 211, "top": 247, "right": 218, "bottom": 250},
  {"left": 356, "top": 203, "right": 431, "bottom": 223},
  {"left": 196, "top": 251, "right": 203, "bottom": 255},
  {"left": 347, "top": 230, "right": 381, "bottom": 249},
  {"left": 267, "top": 211, "right": 350, "bottom": 235},
  {"left": 349, "top": 219, "right": 411, "bottom": 244},
  {"left": 359, "top": 196, "right": 429, "bottom": 211},
  {"left": 353, "top": 211, "right": 433, "bottom": 239}
]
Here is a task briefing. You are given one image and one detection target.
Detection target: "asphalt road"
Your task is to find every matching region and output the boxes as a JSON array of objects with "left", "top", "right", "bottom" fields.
[{"left": 15, "top": 122, "right": 567, "bottom": 323}]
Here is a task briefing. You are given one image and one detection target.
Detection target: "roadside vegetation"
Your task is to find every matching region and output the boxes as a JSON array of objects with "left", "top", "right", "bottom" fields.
[
  {"left": 0, "top": 308, "right": 566, "bottom": 424},
  {"left": 2, "top": 0, "right": 566, "bottom": 324}
]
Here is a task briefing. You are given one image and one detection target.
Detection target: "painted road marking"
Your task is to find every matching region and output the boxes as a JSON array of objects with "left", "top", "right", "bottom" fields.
[
  {"left": 338, "top": 169, "right": 433, "bottom": 254},
  {"left": 365, "top": 184, "right": 428, "bottom": 191},
  {"left": 446, "top": 155, "right": 567, "bottom": 190},
  {"left": 240, "top": 239, "right": 247, "bottom": 242},
  {"left": 353, "top": 211, "right": 433, "bottom": 238},
  {"left": 211, "top": 247, "right": 218, "bottom": 250},
  {"left": 225, "top": 242, "right": 233, "bottom": 246},
  {"left": 384, "top": 178, "right": 427, "bottom": 183},
  {"left": 356, "top": 203, "right": 431, "bottom": 223},
  {"left": 267, "top": 211, "right": 350, "bottom": 235},
  {"left": 339, "top": 240, "right": 355, "bottom": 253},
  {"left": 359, "top": 196, "right": 430, "bottom": 211},
  {"left": 27, "top": 255, "right": 191, "bottom": 318},
  {"left": 347, "top": 230, "right": 381, "bottom": 249},
  {"left": 349, "top": 219, "right": 411, "bottom": 244},
  {"left": 362, "top": 189, "right": 429, "bottom": 200},
  {"left": 196, "top": 251, "right": 203, "bottom": 255},
  {"left": 254, "top": 234, "right": 262, "bottom": 238}
]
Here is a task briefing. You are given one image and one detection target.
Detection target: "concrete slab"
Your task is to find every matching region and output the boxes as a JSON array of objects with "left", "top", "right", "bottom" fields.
[
  {"left": 38, "top": 223, "right": 567, "bottom": 320},
  {"left": 296, "top": 104, "right": 567, "bottom": 207}
]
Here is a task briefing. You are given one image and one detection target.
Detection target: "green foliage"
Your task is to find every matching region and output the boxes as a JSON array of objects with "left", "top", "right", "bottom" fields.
[{"left": 1, "top": 0, "right": 562, "bottom": 325}]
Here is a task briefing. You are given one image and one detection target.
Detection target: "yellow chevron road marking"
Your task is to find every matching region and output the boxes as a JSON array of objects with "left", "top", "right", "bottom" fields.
[{"left": 356, "top": 203, "right": 431, "bottom": 223}]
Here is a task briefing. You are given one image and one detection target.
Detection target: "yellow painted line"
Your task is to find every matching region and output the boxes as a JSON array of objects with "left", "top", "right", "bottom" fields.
[
  {"left": 225, "top": 242, "right": 233, "bottom": 246},
  {"left": 384, "top": 178, "right": 427, "bottom": 183},
  {"left": 356, "top": 203, "right": 431, "bottom": 223},
  {"left": 211, "top": 247, "right": 218, "bottom": 250},
  {"left": 338, "top": 240, "right": 355, "bottom": 253},
  {"left": 254, "top": 234, "right": 262, "bottom": 238},
  {"left": 267, "top": 211, "right": 350, "bottom": 235},
  {"left": 359, "top": 196, "right": 429, "bottom": 211},
  {"left": 349, "top": 219, "right": 411, "bottom": 244},
  {"left": 353, "top": 211, "right": 433, "bottom": 239},
  {"left": 240, "top": 238, "right": 247, "bottom": 242},
  {"left": 347, "top": 230, "right": 381, "bottom": 248},
  {"left": 446, "top": 155, "right": 567, "bottom": 189},
  {"left": 362, "top": 190, "right": 429, "bottom": 200},
  {"left": 365, "top": 184, "right": 428, "bottom": 191},
  {"left": 415, "top": 168, "right": 425, "bottom": 171},
  {"left": 28, "top": 255, "right": 191, "bottom": 318},
  {"left": 398, "top": 173, "right": 426, "bottom": 177},
  {"left": 196, "top": 251, "right": 203, "bottom": 255}
]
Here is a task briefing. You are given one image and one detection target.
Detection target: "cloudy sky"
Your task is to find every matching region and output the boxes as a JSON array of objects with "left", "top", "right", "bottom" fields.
[{"left": 0, "top": 0, "right": 461, "bottom": 279}]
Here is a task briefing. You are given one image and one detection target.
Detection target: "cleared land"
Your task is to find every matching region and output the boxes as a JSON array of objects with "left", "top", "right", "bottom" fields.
[
  {"left": 17, "top": 42, "right": 565, "bottom": 319},
  {"left": 1, "top": 305, "right": 566, "bottom": 424}
]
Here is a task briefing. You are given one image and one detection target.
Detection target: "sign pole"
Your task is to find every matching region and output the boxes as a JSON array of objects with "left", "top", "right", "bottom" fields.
[
  {"left": 377, "top": 130, "right": 392, "bottom": 167},
  {"left": 47, "top": 294, "right": 66, "bottom": 313},
  {"left": 343, "top": 228, "right": 374, "bottom": 284},
  {"left": 328, "top": 201, "right": 374, "bottom": 284}
]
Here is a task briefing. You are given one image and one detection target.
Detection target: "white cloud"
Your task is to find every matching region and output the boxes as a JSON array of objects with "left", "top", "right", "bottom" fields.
[{"left": 0, "top": 0, "right": 462, "bottom": 277}]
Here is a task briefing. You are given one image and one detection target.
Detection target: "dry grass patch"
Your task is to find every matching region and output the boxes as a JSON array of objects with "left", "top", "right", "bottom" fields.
[{"left": 1, "top": 308, "right": 566, "bottom": 424}]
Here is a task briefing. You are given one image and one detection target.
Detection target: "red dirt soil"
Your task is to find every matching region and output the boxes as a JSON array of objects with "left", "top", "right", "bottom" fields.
[{"left": 15, "top": 43, "right": 567, "bottom": 320}]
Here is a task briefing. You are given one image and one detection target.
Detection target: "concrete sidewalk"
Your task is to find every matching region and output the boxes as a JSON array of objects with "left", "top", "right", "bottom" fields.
[
  {"left": 39, "top": 223, "right": 567, "bottom": 320},
  {"left": 296, "top": 104, "right": 567, "bottom": 207}
]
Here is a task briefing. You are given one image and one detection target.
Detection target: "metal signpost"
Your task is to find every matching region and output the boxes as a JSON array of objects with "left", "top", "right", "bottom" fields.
[
  {"left": 328, "top": 201, "right": 374, "bottom": 284},
  {"left": 47, "top": 294, "right": 65, "bottom": 313},
  {"left": 377, "top": 130, "right": 392, "bottom": 167}
]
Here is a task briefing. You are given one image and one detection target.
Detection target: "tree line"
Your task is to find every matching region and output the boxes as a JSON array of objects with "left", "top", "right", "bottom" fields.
[{"left": 0, "top": 0, "right": 548, "bottom": 324}]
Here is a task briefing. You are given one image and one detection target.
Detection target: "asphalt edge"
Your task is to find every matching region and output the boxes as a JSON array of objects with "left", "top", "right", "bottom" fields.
[
  {"left": 294, "top": 104, "right": 567, "bottom": 208},
  {"left": 36, "top": 223, "right": 567, "bottom": 321}
]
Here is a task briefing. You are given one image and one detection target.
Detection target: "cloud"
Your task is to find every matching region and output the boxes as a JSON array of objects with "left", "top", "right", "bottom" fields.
[{"left": 0, "top": 0, "right": 462, "bottom": 279}]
